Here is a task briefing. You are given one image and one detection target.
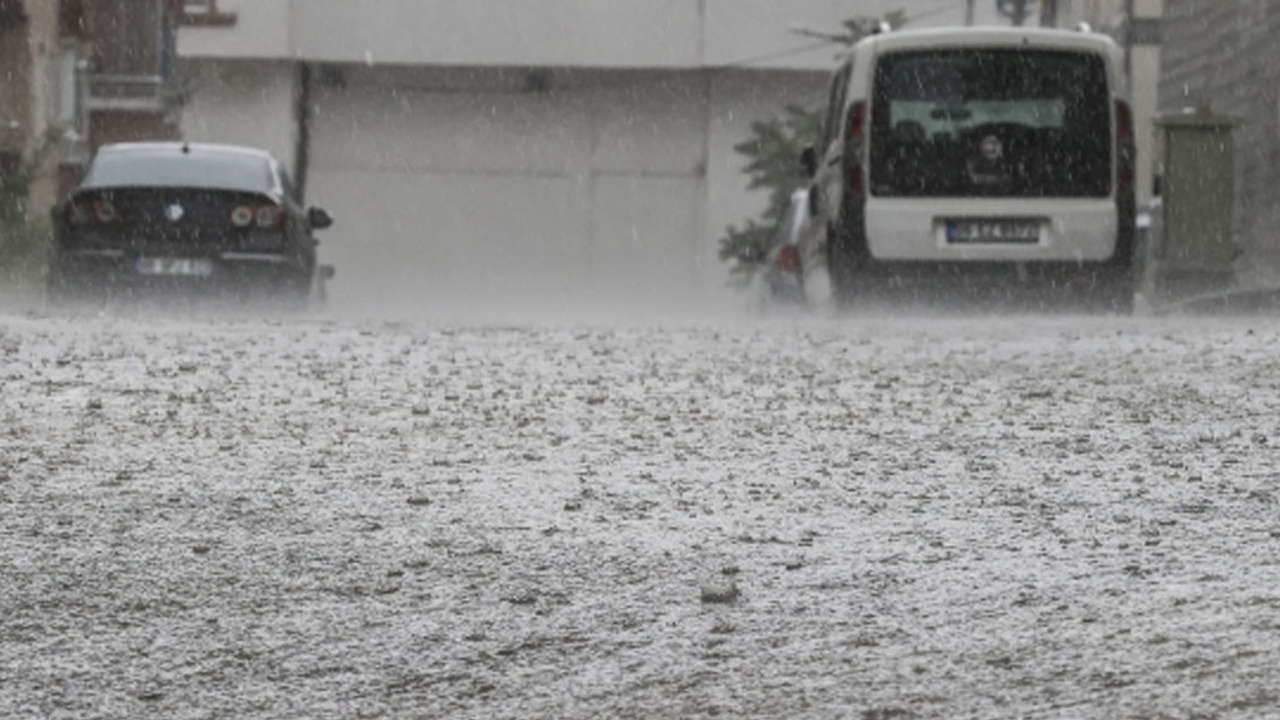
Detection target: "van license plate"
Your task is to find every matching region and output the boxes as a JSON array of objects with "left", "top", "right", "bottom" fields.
[
  {"left": 945, "top": 219, "right": 1043, "bottom": 244},
  {"left": 135, "top": 257, "right": 214, "bottom": 277}
]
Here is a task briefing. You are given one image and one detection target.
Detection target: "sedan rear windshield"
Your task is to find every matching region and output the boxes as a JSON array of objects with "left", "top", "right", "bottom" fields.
[
  {"left": 869, "top": 48, "right": 1112, "bottom": 198},
  {"left": 83, "top": 151, "right": 275, "bottom": 194}
]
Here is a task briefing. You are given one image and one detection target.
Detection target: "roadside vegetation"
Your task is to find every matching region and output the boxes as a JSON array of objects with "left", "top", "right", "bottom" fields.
[
  {"left": 716, "top": 104, "right": 823, "bottom": 286},
  {"left": 716, "top": 13, "right": 905, "bottom": 286}
]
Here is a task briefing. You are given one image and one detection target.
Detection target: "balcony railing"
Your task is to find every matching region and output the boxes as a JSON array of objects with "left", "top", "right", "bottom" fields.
[{"left": 86, "top": 74, "right": 179, "bottom": 112}]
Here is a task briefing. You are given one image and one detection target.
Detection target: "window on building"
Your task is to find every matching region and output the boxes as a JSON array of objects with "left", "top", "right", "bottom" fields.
[{"left": 58, "top": 43, "right": 80, "bottom": 125}]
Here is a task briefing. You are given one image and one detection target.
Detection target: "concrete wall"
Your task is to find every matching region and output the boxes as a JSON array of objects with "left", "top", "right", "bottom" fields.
[
  {"left": 178, "top": 0, "right": 289, "bottom": 60},
  {"left": 302, "top": 65, "right": 826, "bottom": 313},
  {"left": 178, "top": 58, "right": 828, "bottom": 313},
  {"left": 1160, "top": 0, "right": 1280, "bottom": 284},
  {"left": 180, "top": 0, "right": 1051, "bottom": 69}
]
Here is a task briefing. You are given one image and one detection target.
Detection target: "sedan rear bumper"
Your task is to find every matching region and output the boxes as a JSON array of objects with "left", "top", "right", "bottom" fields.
[{"left": 50, "top": 249, "right": 313, "bottom": 297}]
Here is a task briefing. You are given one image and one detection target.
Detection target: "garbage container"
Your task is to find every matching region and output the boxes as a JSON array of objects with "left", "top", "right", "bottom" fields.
[{"left": 1149, "top": 105, "right": 1244, "bottom": 304}]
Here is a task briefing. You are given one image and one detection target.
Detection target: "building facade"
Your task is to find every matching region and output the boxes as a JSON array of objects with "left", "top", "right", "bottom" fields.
[
  {"left": 168, "top": 2, "right": 1008, "bottom": 311},
  {"left": 0, "top": 0, "right": 183, "bottom": 221},
  {"left": 1159, "top": 0, "right": 1280, "bottom": 285},
  {"left": 175, "top": 1, "right": 1162, "bottom": 312}
]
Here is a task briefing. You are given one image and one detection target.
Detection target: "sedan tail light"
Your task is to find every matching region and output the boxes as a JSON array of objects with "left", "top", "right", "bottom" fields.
[
  {"left": 92, "top": 200, "right": 119, "bottom": 223},
  {"left": 230, "top": 206, "right": 255, "bottom": 227},
  {"left": 230, "top": 204, "right": 283, "bottom": 229},
  {"left": 255, "top": 204, "right": 281, "bottom": 229},
  {"left": 68, "top": 201, "right": 94, "bottom": 226}
]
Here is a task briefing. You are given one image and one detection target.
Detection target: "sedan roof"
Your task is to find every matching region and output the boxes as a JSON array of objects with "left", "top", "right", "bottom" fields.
[{"left": 96, "top": 142, "right": 276, "bottom": 162}]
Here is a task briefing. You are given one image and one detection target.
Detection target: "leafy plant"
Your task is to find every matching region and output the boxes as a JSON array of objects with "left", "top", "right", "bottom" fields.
[
  {"left": 717, "top": 105, "right": 823, "bottom": 283},
  {"left": 717, "top": 12, "right": 905, "bottom": 282}
]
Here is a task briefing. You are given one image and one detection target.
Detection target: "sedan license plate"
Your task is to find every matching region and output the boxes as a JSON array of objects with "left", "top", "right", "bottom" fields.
[
  {"left": 945, "top": 219, "right": 1043, "bottom": 245},
  {"left": 135, "top": 257, "right": 214, "bottom": 277}
]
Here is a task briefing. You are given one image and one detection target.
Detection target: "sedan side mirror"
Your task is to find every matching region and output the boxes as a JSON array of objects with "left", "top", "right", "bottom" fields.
[
  {"left": 307, "top": 206, "right": 334, "bottom": 230},
  {"left": 799, "top": 146, "right": 818, "bottom": 179}
]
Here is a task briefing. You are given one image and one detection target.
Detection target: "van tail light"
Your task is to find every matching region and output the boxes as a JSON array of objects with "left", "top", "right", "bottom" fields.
[
  {"left": 775, "top": 244, "right": 801, "bottom": 275},
  {"left": 845, "top": 101, "right": 867, "bottom": 195},
  {"left": 1116, "top": 100, "right": 1136, "bottom": 194},
  {"left": 92, "top": 200, "right": 119, "bottom": 223},
  {"left": 1115, "top": 99, "right": 1134, "bottom": 143}
]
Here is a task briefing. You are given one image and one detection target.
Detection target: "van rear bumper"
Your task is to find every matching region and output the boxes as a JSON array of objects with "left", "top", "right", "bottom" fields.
[{"left": 864, "top": 198, "right": 1119, "bottom": 263}]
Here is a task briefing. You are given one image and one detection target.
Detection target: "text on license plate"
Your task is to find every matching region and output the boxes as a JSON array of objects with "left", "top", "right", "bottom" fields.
[
  {"left": 944, "top": 219, "right": 1044, "bottom": 244},
  {"left": 135, "top": 257, "right": 214, "bottom": 277}
]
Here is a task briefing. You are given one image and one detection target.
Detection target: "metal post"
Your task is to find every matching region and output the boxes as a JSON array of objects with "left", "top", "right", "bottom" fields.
[{"left": 966, "top": 0, "right": 975, "bottom": 26}]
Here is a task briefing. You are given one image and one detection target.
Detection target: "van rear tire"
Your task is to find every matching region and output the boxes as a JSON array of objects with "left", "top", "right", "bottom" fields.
[{"left": 827, "top": 220, "right": 873, "bottom": 309}]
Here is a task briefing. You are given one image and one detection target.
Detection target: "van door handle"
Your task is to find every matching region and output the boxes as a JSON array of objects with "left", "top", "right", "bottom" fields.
[{"left": 826, "top": 155, "right": 843, "bottom": 167}]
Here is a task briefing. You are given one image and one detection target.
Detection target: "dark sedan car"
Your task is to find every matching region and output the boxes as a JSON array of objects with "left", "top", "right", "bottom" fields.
[{"left": 49, "top": 142, "right": 333, "bottom": 303}]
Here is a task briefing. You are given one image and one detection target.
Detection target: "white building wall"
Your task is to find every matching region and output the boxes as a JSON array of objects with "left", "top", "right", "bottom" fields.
[
  {"left": 178, "top": 0, "right": 291, "bottom": 59},
  {"left": 294, "top": 0, "right": 702, "bottom": 69},
  {"left": 181, "top": 0, "right": 1043, "bottom": 69},
  {"left": 179, "top": 60, "right": 296, "bottom": 172},
  {"left": 302, "top": 66, "right": 772, "bottom": 314}
]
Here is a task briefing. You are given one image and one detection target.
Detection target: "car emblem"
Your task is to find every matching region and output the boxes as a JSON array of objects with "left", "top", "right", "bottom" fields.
[
  {"left": 980, "top": 135, "right": 1004, "bottom": 161},
  {"left": 165, "top": 203, "right": 185, "bottom": 222}
]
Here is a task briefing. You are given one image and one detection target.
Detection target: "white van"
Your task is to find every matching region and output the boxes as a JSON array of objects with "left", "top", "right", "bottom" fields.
[{"left": 798, "top": 26, "right": 1137, "bottom": 311}]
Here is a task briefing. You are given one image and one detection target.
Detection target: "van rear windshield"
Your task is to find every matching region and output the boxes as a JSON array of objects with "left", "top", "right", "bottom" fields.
[{"left": 869, "top": 48, "right": 1112, "bottom": 198}]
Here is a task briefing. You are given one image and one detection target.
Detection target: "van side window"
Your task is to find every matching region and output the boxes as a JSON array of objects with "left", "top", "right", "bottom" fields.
[{"left": 820, "top": 63, "right": 853, "bottom": 151}]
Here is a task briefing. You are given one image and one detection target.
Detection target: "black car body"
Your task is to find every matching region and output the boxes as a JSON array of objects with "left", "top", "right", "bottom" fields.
[{"left": 49, "top": 142, "right": 333, "bottom": 301}]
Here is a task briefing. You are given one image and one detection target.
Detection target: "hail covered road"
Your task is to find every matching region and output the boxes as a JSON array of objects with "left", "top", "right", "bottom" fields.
[{"left": 3, "top": 307, "right": 1280, "bottom": 719}]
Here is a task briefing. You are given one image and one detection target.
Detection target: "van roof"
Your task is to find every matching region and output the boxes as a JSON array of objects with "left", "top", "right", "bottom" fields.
[
  {"left": 859, "top": 26, "right": 1120, "bottom": 56},
  {"left": 843, "top": 26, "right": 1127, "bottom": 95}
]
